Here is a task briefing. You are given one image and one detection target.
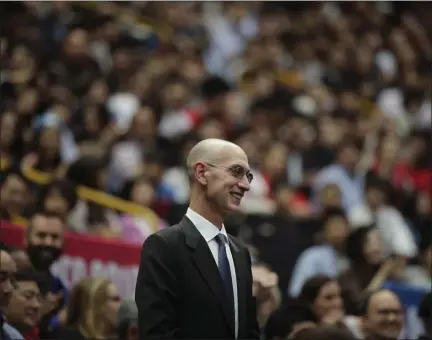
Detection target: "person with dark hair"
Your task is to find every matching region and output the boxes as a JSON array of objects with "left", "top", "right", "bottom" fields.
[
  {"left": 66, "top": 156, "right": 122, "bottom": 236},
  {"left": 2, "top": 267, "right": 50, "bottom": 339},
  {"left": 289, "top": 208, "right": 350, "bottom": 297},
  {"left": 118, "top": 176, "right": 167, "bottom": 245},
  {"left": 338, "top": 226, "right": 385, "bottom": 315},
  {"left": 364, "top": 175, "right": 418, "bottom": 258},
  {"left": 36, "top": 179, "right": 78, "bottom": 221},
  {"left": 199, "top": 76, "right": 233, "bottom": 132},
  {"left": 292, "top": 325, "right": 357, "bottom": 340},
  {"left": 296, "top": 275, "right": 363, "bottom": 337},
  {"left": 0, "top": 170, "right": 31, "bottom": 221},
  {"left": 418, "top": 293, "right": 432, "bottom": 340},
  {"left": 297, "top": 276, "right": 344, "bottom": 326},
  {"left": 264, "top": 300, "right": 317, "bottom": 340},
  {"left": 359, "top": 289, "right": 404, "bottom": 340},
  {"left": 312, "top": 136, "right": 367, "bottom": 219},
  {"left": 24, "top": 212, "right": 68, "bottom": 337}
]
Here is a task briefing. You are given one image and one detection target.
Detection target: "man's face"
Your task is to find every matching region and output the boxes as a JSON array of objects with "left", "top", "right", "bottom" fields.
[
  {"left": 4, "top": 280, "right": 42, "bottom": 331},
  {"left": 338, "top": 146, "right": 359, "bottom": 171},
  {"left": 324, "top": 216, "right": 349, "bottom": 248},
  {"left": 197, "top": 146, "right": 251, "bottom": 215},
  {"left": 26, "top": 215, "right": 64, "bottom": 271},
  {"left": 0, "top": 174, "right": 29, "bottom": 216},
  {"left": 0, "top": 251, "right": 16, "bottom": 310},
  {"left": 363, "top": 291, "right": 404, "bottom": 340}
]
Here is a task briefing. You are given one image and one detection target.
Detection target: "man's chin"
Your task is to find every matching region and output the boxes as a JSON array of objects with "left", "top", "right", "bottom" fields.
[{"left": 226, "top": 201, "right": 242, "bottom": 213}]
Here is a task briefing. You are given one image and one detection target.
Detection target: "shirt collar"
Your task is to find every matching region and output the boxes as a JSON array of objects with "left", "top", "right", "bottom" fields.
[{"left": 186, "top": 208, "right": 228, "bottom": 242}]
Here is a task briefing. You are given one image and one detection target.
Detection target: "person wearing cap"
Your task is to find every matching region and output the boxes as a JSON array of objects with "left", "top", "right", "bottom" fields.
[{"left": 117, "top": 299, "right": 139, "bottom": 340}]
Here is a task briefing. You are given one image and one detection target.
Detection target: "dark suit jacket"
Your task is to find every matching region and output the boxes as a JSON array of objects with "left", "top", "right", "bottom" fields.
[{"left": 135, "top": 216, "right": 260, "bottom": 340}]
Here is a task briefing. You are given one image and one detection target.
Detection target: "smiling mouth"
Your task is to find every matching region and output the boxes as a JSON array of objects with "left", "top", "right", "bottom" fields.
[{"left": 230, "top": 192, "right": 243, "bottom": 203}]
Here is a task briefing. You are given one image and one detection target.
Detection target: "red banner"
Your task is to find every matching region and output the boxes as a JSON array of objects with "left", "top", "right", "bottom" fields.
[{"left": 0, "top": 220, "right": 141, "bottom": 298}]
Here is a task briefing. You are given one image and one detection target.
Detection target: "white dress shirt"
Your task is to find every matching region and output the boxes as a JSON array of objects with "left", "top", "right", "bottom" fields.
[{"left": 186, "top": 208, "right": 239, "bottom": 338}]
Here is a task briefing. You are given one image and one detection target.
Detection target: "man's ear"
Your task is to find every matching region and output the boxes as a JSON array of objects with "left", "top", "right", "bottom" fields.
[{"left": 194, "top": 162, "right": 208, "bottom": 186}]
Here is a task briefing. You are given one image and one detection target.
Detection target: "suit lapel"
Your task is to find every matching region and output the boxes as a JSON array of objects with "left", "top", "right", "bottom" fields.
[
  {"left": 180, "top": 217, "right": 235, "bottom": 336},
  {"left": 228, "top": 236, "right": 247, "bottom": 337}
]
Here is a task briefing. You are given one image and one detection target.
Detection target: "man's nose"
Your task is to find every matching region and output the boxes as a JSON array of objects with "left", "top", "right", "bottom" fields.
[
  {"left": 43, "top": 237, "right": 55, "bottom": 247},
  {"left": 29, "top": 297, "right": 42, "bottom": 309},
  {"left": 386, "top": 312, "right": 398, "bottom": 322},
  {"left": 238, "top": 177, "right": 251, "bottom": 191}
]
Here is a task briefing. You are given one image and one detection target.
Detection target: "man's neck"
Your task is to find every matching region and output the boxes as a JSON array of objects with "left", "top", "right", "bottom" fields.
[{"left": 189, "top": 195, "right": 223, "bottom": 230}]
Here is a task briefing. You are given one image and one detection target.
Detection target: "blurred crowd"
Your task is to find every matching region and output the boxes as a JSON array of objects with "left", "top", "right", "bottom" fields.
[{"left": 0, "top": 1, "right": 431, "bottom": 340}]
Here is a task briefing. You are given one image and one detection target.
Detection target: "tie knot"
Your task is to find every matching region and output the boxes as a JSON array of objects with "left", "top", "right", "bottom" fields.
[{"left": 215, "top": 233, "right": 227, "bottom": 246}]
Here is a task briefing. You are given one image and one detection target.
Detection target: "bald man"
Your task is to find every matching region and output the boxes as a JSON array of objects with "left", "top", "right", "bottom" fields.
[
  {"left": 1, "top": 250, "right": 25, "bottom": 340},
  {"left": 135, "top": 139, "right": 259, "bottom": 340}
]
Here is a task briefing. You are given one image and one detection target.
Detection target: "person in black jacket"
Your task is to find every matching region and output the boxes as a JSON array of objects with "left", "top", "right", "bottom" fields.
[{"left": 135, "top": 138, "right": 259, "bottom": 339}]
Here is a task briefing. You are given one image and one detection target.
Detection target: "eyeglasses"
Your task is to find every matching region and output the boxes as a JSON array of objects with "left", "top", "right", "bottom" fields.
[{"left": 205, "top": 162, "right": 253, "bottom": 184}]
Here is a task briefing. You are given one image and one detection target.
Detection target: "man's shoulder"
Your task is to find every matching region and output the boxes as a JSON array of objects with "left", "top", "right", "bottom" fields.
[
  {"left": 2, "top": 323, "right": 24, "bottom": 340},
  {"left": 148, "top": 222, "right": 184, "bottom": 244}
]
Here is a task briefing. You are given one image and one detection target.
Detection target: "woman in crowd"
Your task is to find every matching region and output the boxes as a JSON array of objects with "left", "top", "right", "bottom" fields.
[
  {"left": 296, "top": 275, "right": 362, "bottom": 338},
  {"left": 338, "top": 226, "right": 407, "bottom": 315},
  {"left": 58, "top": 277, "right": 121, "bottom": 339},
  {"left": 118, "top": 176, "right": 167, "bottom": 245}
]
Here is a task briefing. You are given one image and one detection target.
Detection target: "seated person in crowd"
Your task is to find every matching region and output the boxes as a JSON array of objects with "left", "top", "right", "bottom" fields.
[
  {"left": 264, "top": 300, "right": 317, "bottom": 339},
  {"left": 58, "top": 277, "right": 121, "bottom": 340},
  {"left": 289, "top": 208, "right": 350, "bottom": 297},
  {"left": 117, "top": 299, "right": 139, "bottom": 340},
  {"left": 296, "top": 275, "right": 363, "bottom": 338},
  {"left": 292, "top": 325, "right": 357, "bottom": 340},
  {"left": 360, "top": 289, "right": 404, "bottom": 340},
  {"left": 2, "top": 267, "right": 49, "bottom": 340},
  {"left": 23, "top": 212, "right": 69, "bottom": 337},
  {"left": 0, "top": 249, "right": 24, "bottom": 340}
]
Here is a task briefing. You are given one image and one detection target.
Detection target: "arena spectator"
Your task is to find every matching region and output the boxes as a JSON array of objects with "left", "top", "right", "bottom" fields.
[
  {"left": 118, "top": 176, "right": 167, "bottom": 244},
  {"left": 59, "top": 277, "right": 121, "bottom": 340},
  {"left": 252, "top": 263, "right": 282, "bottom": 328},
  {"left": 289, "top": 208, "right": 350, "bottom": 297},
  {"left": 0, "top": 249, "right": 24, "bottom": 340},
  {"left": 117, "top": 299, "right": 139, "bottom": 340},
  {"left": 296, "top": 275, "right": 363, "bottom": 338},
  {"left": 2, "top": 268, "right": 49, "bottom": 340},
  {"left": 0, "top": 170, "right": 31, "bottom": 222},
  {"left": 264, "top": 300, "right": 317, "bottom": 339},
  {"left": 359, "top": 289, "right": 404, "bottom": 340},
  {"left": 24, "top": 213, "right": 68, "bottom": 336},
  {"left": 36, "top": 179, "right": 78, "bottom": 221},
  {"left": 292, "top": 325, "right": 357, "bottom": 340}
]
